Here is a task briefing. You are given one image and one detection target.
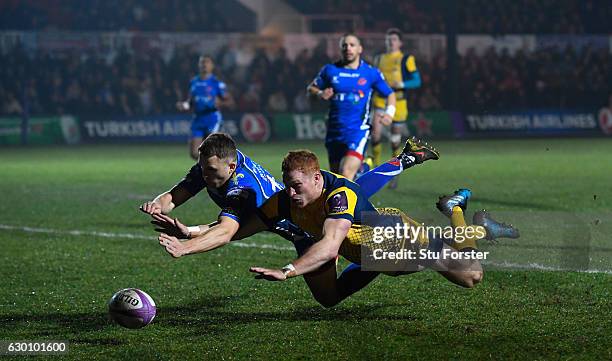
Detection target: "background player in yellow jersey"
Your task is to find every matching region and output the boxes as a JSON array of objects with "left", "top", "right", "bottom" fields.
[
  {"left": 371, "top": 28, "right": 422, "bottom": 188},
  {"left": 250, "top": 151, "right": 519, "bottom": 307}
]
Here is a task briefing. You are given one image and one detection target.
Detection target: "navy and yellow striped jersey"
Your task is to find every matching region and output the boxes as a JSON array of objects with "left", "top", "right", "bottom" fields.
[{"left": 258, "top": 170, "right": 379, "bottom": 263}]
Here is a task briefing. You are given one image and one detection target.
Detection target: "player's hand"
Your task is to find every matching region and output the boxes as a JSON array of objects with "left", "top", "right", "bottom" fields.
[
  {"left": 249, "top": 267, "right": 286, "bottom": 281},
  {"left": 319, "top": 88, "right": 334, "bottom": 100},
  {"left": 140, "top": 201, "right": 162, "bottom": 215},
  {"left": 151, "top": 213, "right": 190, "bottom": 238},
  {"left": 392, "top": 81, "right": 404, "bottom": 90},
  {"left": 381, "top": 113, "right": 393, "bottom": 126},
  {"left": 159, "top": 233, "right": 187, "bottom": 258},
  {"left": 176, "top": 101, "right": 190, "bottom": 111}
]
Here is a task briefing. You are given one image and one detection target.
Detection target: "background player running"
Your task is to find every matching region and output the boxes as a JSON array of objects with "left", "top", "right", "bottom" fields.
[
  {"left": 307, "top": 33, "right": 397, "bottom": 180},
  {"left": 371, "top": 28, "right": 422, "bottom": 188},
  {"left": 176, "top": 55, "right": 233, "bottom": 160}
]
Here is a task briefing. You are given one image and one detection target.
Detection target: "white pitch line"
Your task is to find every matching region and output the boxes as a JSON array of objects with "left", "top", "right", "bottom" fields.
[
  {"left": 482, "top": 261, "right": 612, "bottom": 275},
  {"left": 1, "top": 224, "right": 610, "bottom": 274},
  {"left": 0, "top": 224, "right": 295, "bottom": 251}
]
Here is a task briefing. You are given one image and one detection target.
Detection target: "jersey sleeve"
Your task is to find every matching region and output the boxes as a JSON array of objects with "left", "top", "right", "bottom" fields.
[
  {"left": 325, "top": 186, "right": 358, "bottom": 222},
  {"left": 312, "top": 65, "right": 329, "bottom": 89},
  {"left": 176, "top": 164, "right": 206, "bottom": 195},
  {"left": 405, "top": 55, "right": 418, "bottom": 73},
  {"left": 371, "top": 68, "right": 393, "bottom": 97},
  {"left": 402, "top": 55, "right": 422, "bottom": 89},
  {"left": 219, "top": 187, "right": 257, "bottom": 224}
]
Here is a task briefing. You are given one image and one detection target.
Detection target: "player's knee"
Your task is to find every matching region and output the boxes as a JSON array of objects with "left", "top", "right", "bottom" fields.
[
  {"left": 472, "top": 270, "right": 483, "bottom": 285},
  {"left": 462, "top": 271, "right": 483, "bottom": 288},
  {"left": 390, "top": 133, "right": 402, "bottom": 147},
  {"left": 314, "top": 295, "right": 340, "bottom": 308}
]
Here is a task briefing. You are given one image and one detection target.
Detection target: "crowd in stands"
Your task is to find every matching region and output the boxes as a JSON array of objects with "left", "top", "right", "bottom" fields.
[
  {"left": 2, "top": 0, "right": 610, "bottom": 34},
  {"left": 2, "top": 39, "right": 609, "bottom": 117},
  {"left": 459, "top": 45, "right": 611, "bottom": 111},
  {"left": 459, "top": 0, "right": 612, "bottom": 34},
  {"left": 0, "top": 0, "right": 254, "bottom": 32}
]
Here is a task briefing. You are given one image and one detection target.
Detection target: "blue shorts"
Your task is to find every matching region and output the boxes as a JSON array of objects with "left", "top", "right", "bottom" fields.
[
  {"left": 191, "top": 111, "right": 222, "bottom": 138},
  {"left": 325, "top": 129, "right": 370, "bottom": 164}
]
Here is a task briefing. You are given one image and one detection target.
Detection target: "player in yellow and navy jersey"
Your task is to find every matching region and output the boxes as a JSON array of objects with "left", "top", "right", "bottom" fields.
[
  {"left": 150, "top": 136, "right": 438, "bottom": 261},
  {"left": 250, "top": 150, "right": 519, "bottom": 308},
  {"left": 371, "top": 29, "right": 422, "bottom": 188}
]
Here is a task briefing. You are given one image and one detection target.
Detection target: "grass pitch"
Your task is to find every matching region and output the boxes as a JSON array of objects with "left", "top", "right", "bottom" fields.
[{"left": 1, "top": 138, "right": 611, "bottom": 360}]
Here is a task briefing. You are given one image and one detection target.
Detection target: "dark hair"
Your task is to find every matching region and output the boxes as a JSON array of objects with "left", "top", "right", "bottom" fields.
[
  {"left": 340, "top": 33, "right": 361, "bottom": 45},
  {"left": 198, "top": 133, "right": 237, "bottom": 161},
  {"left": 386, "top": 28, "right": 402, "bottom": 41},
  {"left": 199, "top": 54, "right": 214, "bottom": 62},
  {"left": 282, "top": 150, "right": 320, "bottom": 175}
]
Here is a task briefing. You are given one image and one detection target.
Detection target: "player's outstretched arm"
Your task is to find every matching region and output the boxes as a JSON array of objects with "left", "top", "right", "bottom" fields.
[
  {"left": 150, "top": 213, "right": 217, "bottom": 239},
  {"left": 158, "top": 216, "right": 240, "bottom": 258},
  {"left": 250, "top": 218, "right": 351, "bottom": 281},
  {"left": 140, "top": 185, "right": 194, "bottom": 215}
]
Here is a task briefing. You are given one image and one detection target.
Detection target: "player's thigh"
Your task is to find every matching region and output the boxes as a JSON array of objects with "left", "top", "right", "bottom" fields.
[
  {"left": 303, "top": 260, "right": 341, "bottom": 305},
  {"left": 339, "top": 154, "right": 362, "bottom": 178}
]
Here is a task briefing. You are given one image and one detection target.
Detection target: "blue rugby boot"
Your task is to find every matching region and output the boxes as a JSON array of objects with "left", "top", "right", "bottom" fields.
[
  {"left": 473, "top": 210, "right": 520, "bottom": 240},
  {"left": 436, "top": 188, "right": 472, "bottom": 218}
]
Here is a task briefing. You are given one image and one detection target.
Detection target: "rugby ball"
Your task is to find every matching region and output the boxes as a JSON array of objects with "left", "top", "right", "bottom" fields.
[{"left": 108, "top": 288, "right": 156, "bottom": 329}]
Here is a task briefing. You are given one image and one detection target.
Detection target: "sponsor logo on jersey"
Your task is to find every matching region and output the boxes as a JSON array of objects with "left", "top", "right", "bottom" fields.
[{"left": 328, "top": 191, "right": 349, "bottom": 213}]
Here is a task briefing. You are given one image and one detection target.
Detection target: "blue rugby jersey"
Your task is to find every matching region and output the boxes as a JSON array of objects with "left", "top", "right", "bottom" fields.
[
  {"left": 177, "top": 150, "right": 284, "bottom": 223},
  {"left": 312, "top": 60, "right": 393, "bottom": 141},
  {"left": 189, "top": 75, "right": 226, "bottom": 115}
]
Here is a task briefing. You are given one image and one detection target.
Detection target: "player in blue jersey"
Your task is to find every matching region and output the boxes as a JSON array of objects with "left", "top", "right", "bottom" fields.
[
  {"left": 143, "top": 133, "right": 439, "bottom": 259},
  {"left": 140, "top": 132, "right": 298, "bottom": 257},
  {"left": 307, "top": 33, "right": 397, "bottom": 180},
  {"left": 177, "top": 55, "right": 232, "bottom": 160}
]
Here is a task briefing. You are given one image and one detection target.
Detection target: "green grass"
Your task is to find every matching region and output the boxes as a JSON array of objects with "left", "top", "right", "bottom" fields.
[{"left": 0, "top": 139, "right": 611, "bottom": 360}]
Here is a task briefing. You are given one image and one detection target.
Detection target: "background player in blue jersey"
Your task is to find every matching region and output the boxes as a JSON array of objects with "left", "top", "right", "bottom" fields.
[
  {"left": 176, "top": 55, "right": 233, "bottom": 160},
  {"left": 307, "top": 33, "right": 397, "bottom": 180}
]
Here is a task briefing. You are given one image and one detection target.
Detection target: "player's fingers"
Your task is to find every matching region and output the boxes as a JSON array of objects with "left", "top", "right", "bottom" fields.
[
  {"left": 155, "top": 213, "right": 173, "bottom": 221},
  {"left": 151, "top": 212, "right": 165, "bottom": 220}
]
